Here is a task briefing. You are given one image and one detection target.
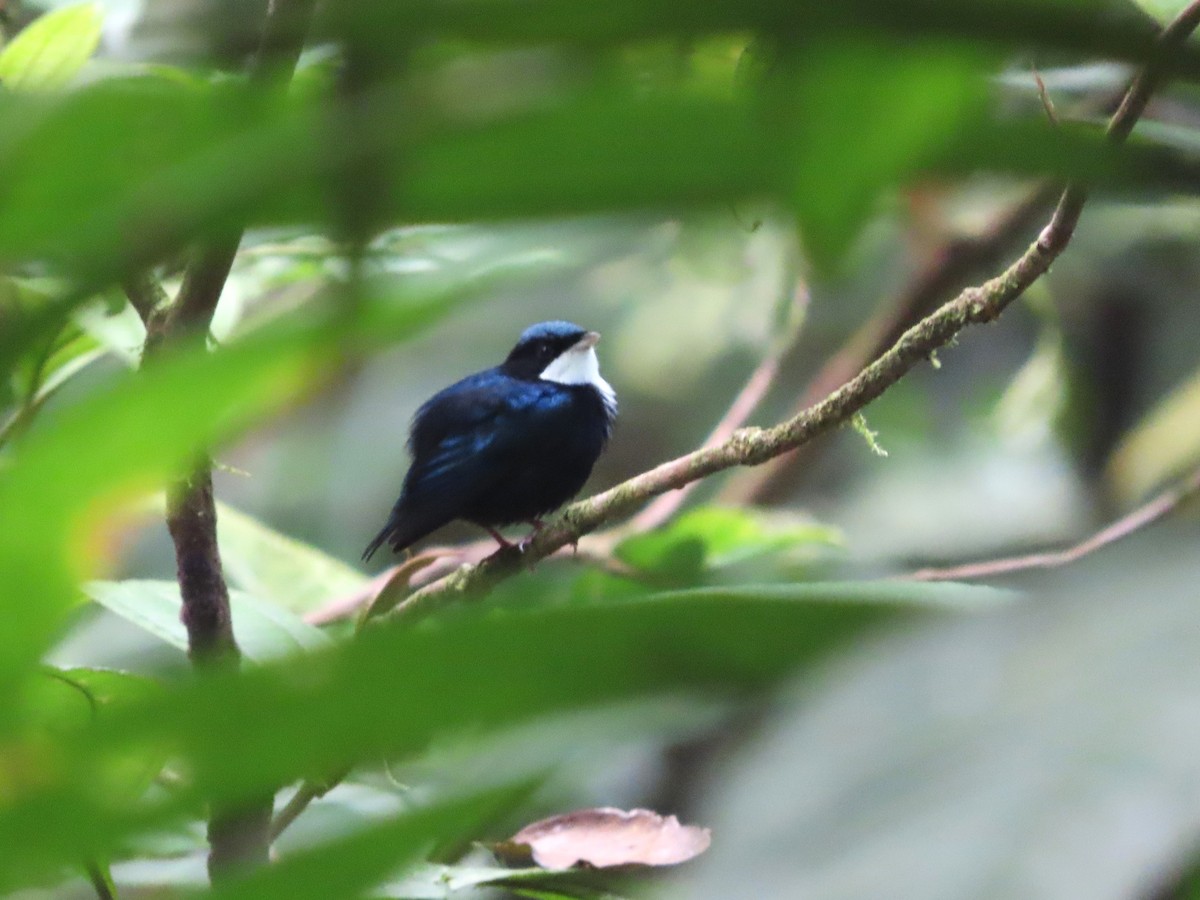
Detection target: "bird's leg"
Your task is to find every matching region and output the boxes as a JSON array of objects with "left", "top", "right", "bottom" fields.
[{"left": 485, "top": 527, "right": 516, "bottom": 551}]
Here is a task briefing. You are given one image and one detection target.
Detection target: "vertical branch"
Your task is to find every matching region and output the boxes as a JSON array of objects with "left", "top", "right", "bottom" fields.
[{"left": 125, "top": 0, "right": 319, "bottom": 881}]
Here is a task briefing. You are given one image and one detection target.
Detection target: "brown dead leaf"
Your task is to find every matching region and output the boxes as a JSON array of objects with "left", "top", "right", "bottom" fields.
[
  {"left": 357, "top": 552, "right": 444, "bottom": 626},
  {"left": 501, "top": 807, "right": 711, "bottom": 869}
]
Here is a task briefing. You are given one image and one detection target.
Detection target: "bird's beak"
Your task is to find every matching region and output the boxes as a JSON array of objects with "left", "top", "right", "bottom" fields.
[{"left": 577, "top": 331, "right": 600, "bottom": 350}]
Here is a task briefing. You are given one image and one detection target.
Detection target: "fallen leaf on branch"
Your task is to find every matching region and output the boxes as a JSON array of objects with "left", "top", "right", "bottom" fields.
[{"left": 495, "top": 807, "right": 711, "bottom": 869}]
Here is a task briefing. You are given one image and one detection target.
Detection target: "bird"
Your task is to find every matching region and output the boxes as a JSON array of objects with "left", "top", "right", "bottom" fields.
[{"left": 362, "top": 320, "right": 617, "bottom": 562}]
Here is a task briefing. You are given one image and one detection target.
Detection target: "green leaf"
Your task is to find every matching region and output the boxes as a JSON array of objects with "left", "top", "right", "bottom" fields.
[
  {"left": 379, "top": 863, "right": 618, "bottom": 899},
  {"left": 774, "top": 38, "right": 988, "bottom": 269},
  {"left": 677, "top": 547, "right": 1200, "bottom": 899},
  {"left": 0, "top": 578, "right": 1006, "bottom": 894},
  {"left": 84, "top": 580, "right": 332, "bottom": 663},
  {"left": 0, "top": 2, "right": 103, "bottom": 91},
  {"left": 73, "top": 297, "right": 147, "bottom": 367},
  {"left": 215, "top": 502, "right": 368, "bottom": 616},
  {"left": 1130, "top": 0, "right": 1196, "bottom": 29},
  {"left": 1107, "top": 362, "right": 1200, "bottom": 504},
  {"left": 616, "top": 506, "right": 842, "bottom": 578},
  {"left": 0, "top": 322, "right": 324, "bottom": 691},
  {"left": 205, "top": 785, "right": 530, "bottom": 900}
]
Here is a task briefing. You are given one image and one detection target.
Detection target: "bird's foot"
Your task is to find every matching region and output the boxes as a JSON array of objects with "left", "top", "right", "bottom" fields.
[{"left": 517, "top": 518, "right": 549, "bottom": 552}]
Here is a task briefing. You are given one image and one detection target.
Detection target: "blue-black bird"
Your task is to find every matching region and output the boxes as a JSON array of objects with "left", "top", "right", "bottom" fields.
[{"left": 362, "top": 321, "right": 617, "bottom": 561}]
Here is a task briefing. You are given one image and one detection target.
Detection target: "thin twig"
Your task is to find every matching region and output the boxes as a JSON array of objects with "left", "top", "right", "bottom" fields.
[
  {"left": 909, "top": 466, "right": 1200, "bottom": 581},
  {"left": 84, "top": 862, "right": 115, "bottom": 900},
  {"left": 1034, "top": 67, "right": 1061, "bottom": 126},
  {"left": 619, "top": 282, "right": 810, "bottom": 537},
  {"left": 121, "top": 272, "right": 170, "bottom": 328},
  {"left": 384, "top": 0, "right": 1200, "bottom": 624},
  {"left": 719, "top": 183, "right": 1057, "bottom": 505},
  {"left": 268, "top": 770, "right": 349, "bottom": 842}
]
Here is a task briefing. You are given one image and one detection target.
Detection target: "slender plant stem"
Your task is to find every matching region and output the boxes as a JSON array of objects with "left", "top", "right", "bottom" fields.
[
  {"left": 908, "top": 466, "right": 1200, "bottom": 582},
  {"left": 84, "top": 862, "right": 115, "bottom": 900},
  {"left": 620, "top": 281, "right": 810, "bottom": 536},
  {"left": 122, "top": 0, "right": 319, "bottom": 882},
  {"left": 718, "top": 184, "right": 1056, "bottom": 506}
]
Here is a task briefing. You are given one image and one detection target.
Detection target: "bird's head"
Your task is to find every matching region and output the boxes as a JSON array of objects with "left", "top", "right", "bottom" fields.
[
  {"left": 502, "top": 320, "right": 617, "bottom": 412},
  {"left": 503, "top": 321, "right": 597, "bottom": 381}
]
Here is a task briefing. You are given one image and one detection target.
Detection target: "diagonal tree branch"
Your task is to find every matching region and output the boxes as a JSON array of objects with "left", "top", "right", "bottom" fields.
[
  {"left": 718, "top": 183, "right": 1057, "bottom": 506},
  {"left": 387, "top": 0, "right": 1200, "bottom": 624}
]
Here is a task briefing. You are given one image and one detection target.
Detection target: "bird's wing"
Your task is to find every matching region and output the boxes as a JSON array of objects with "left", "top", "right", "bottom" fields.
[{"left": 367, "top": 372, "right": 566, "bottom": 557}]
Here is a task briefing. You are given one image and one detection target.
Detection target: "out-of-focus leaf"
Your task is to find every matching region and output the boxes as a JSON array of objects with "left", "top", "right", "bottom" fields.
[
  {"left": 215, "top": 502, "right": 369, "bottom": 615},
  {"left": 1107, "top": 363, "right": 1200, "bottom": 504},
  {"left": 0, "top": 61, "right": 1149, "bottom": 291},
  {"left": 19, "top": 668, "right": 168, "bottom": 818},
  {"left": 0, "top": 580, "right": 1001, "bottom": 889},
  {"left": 0, "top": 2, "right": 103, "bottom": 91},
  {"left": 378, "top": 862, "right": 612, "bottom": 898},
  {"left": 0, "top": 322, "right": 325, "bottom": 691},
  {"left": 272, "top": 780, "right": 408, "bottom": 851},
  {"left": 501, "top": 807, "right": 710, "bottom": 869},
  {"left": 84, "top": 579, "right": 332, "bottom": 663},
  {"left": 680, "top": 544, "right": 1200, "bottom": 900},
  {"left": 993, "top": 308, "right": 1069, "bottom": 448},
  {"left": 342, "top": 0, "right": 1179, "bottom": 76},
  {"left": 52, "top": 666, "right": 163, "bottom": 711},
  {"left": 616, "top": 506, "right": 841, "bottom": 578},
  {"left": 1131, "top": 0, "right": 1196, "bottom": 30},
  {"left": 73, "top": 298, "right": 147, "bottom": 367},
  {"left": 205, "top": 785, "right": 529, "bottom": 900},
  {"left": 775, "top": 39, "right": 988, "bottom": 269}
]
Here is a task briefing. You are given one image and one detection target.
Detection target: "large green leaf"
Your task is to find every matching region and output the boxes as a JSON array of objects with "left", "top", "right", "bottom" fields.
[
  {"left": 616, "top": 506, "right": 841, "bottom": 579},
  {"left": 84, "top": 580, "right": 332, "bottom": 663},
  {"left": 214, "top": 503, "right": 368, "bottom": 615},
  {"left": 0, "top": 580, "right": 1003, "bottom": 890},
  {"left": 774, "top": 38, "right": 988, "bottom": 269},
  {"left": 0, "top": 2, "right": 103, "bottom": 91},
  {"left": 0, "top": 36, "right": 1157, "bottom": 284},
  {"left": 678, "top": 546, "right": 1200, "bottom": 899},
  {"left": 0, "top": 335, "right": 316, "bottom": 691},
  {"left": 0, "top": 286, "right": 452, "bottom": 694}
]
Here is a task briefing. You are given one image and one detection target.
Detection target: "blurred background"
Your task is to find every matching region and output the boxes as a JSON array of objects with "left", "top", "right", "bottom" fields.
[{"left": 7, "top": 0, "right": 1200, "bottom": 896}]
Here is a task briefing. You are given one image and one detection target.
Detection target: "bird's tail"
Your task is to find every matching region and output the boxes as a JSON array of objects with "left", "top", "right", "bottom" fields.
[
  {"left": 361, "top": 514, "right": 433, "bottom": 562},
  {"left": 361, "top": 523, "right": 393, "bottom": 563}
]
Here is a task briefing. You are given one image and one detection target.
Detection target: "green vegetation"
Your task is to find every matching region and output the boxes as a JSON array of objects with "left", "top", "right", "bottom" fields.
[{"left": 4, "top": 0, "right": 1200, "bottom": 897}]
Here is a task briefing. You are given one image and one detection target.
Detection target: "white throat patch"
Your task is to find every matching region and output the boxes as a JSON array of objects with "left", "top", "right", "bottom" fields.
[{"left": 540, "top": 346, "right": 617, "bottom": 414}]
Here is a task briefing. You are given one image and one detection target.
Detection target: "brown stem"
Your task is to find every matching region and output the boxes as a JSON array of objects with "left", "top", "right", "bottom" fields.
[
  {"left": 908, "top": 466, "right": 1200, "bottom": 582},
  {"left": 719, "top": 183, "right": 1057, "bottom": 506},
  {"left": 620, "top": 281, "right": 810, "bottom": 537},
  {"left": 122, "top": 0, "right": 319, "bottom": 882},
  {"left": 386, "top": 0, "right": 1200, "bottom": 624}
]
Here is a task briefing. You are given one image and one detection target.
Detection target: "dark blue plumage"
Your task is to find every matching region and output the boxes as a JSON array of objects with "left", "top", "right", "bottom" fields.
[{"left": 363, "top": 321, "right": 617, "bottom": 561}]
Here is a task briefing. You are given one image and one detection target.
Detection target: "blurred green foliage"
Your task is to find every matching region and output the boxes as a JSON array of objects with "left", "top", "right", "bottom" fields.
[{"left": 4, "top": 0, "right": 1200, "bottom": 898}]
